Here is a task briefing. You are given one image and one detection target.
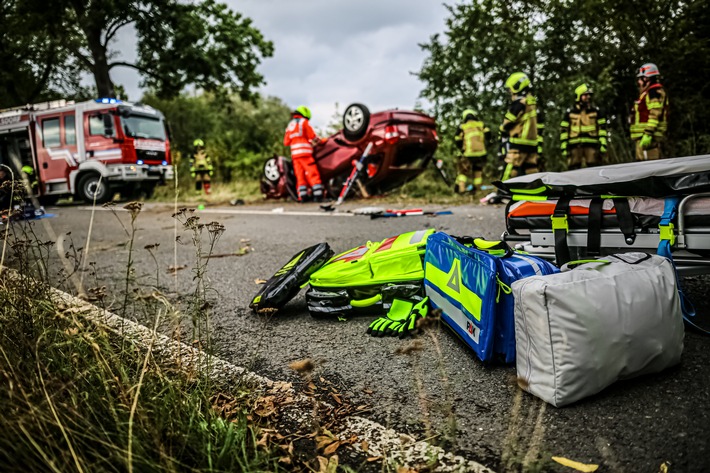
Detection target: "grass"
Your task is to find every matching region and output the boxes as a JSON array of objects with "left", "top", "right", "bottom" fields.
[{"left": 0, "top": 190, "right": 286, "bottom": 472}]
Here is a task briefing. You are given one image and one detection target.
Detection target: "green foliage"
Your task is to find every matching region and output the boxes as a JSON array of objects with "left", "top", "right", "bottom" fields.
[
  {"left": 0, "top": 0, "right": 85, "bottom": 107},
  {"left": 143, "top": 92, "right": 292, "bottom": 182},
  {"left": 418, "top": 0, "right": 710, "bottom": 172},
  {"left": 11, "top": 0, "right": 273, "bottom": 100}
]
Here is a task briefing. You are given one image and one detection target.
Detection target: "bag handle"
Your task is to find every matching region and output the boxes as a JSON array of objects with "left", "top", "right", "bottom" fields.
[
  {"left": 453, "top": 235, "right": 513, "bottom": 257},
  {"left": 560, "top": 259, "right": 610, "bottom": 272},
  {"left": 350, "top": 293, "right": 382, "bottom": 308},
  {"left": 606, "top": 253, "right": 653, "bottom": 265}
]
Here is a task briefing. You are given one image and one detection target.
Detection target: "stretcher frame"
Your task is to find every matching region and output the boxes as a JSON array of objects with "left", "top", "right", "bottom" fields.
[{"left": 504, "top": 192, "right": 710, "bottom": 276}]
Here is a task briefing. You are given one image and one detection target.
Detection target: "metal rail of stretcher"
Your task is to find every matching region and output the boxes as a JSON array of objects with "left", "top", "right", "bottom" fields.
[{"left": 503, "top": 193, "right": 710, "bottom": 276}]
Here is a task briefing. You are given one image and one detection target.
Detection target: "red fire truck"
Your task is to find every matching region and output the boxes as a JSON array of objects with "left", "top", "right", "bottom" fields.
[{"left": 0, "top": 98, "right": 173, "bottom": 204}]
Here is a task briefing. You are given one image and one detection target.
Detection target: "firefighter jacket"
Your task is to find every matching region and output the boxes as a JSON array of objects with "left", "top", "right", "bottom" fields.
[
  {"left": 190, "top": 149, "right": 213, "bottom": 174},
  {"left": 500, "top": 93, "right": 539, "bottom": 153},
  {"left": 284, "top": 116, "right": 318, "bottom": 158},
  {"left": 560, "top": 104, "right": 608, "bottom": 151},
  {"left": 455, "top": 119, "right": 490, "bottom": 158},
  {"left": 630, "top": 83, "right": 669, "bottom": 141}
]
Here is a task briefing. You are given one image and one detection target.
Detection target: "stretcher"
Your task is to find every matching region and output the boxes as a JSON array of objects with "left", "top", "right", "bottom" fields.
[{"left": 496, "top": 155, "right": 710, "bottom": 276}]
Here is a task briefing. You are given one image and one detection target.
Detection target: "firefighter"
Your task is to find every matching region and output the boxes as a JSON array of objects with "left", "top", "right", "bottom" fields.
[
  {"left": 189, "top": 139, "right": 213, "bottom": 195},
  {"left": 21, "top": 165, "right": 38, "bottom": 194},
  {"left": 630, "top": 63, "right": 669, "bottom": 160},
  {"left": 454, "top": 109, "right": 490, "bottom": 194},
  {"left": 560, "top": 84, "right": 608, "bottom": 170},
  {"left": 283, "top": 106, "right": 326, "bottom": 202},
  {"left": 500, "top": 72, "right": 542, "bottom": 179}
]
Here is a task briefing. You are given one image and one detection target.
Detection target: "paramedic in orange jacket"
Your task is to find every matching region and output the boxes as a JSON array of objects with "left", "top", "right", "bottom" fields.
[{"left": 283, "top": 106, "right": 326, "bottom": 202}]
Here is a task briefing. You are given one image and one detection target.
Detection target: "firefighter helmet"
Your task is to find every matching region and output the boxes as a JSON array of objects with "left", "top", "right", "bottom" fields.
[
  {"left": 461, "top": 109, "right": 478, "bottom": 121},
  {"left": 193, "top": 139, "right": 205, "bottom": 147},
  {"left": 637, "top": 63, "right": 660, "bottom": 78},
  {"left": 505, "top": 72, "right": 531, "bottom": 94},
  {"left": 295, "top": 105, "right": 312, "bottom": 120},
  {"left": 575, "top": 83, "right": 593, "bottom": 102}
]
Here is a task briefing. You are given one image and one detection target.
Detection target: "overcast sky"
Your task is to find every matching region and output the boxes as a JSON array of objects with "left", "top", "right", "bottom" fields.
[{"left": 111, "top": 0, "right": 451, "bottom": 129}]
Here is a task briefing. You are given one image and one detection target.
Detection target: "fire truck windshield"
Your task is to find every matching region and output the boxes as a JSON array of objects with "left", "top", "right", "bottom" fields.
[{"left": 121, "top": 114, "right": 166, "bottom": 141}]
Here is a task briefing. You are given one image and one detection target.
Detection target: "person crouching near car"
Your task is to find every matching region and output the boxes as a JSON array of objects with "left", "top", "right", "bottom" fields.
[{"left": 283, "top": 106, "right": 327, "bottom": 202}]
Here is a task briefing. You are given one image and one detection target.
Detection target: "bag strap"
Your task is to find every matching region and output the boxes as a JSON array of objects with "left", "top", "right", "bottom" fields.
[
  {"left": 612, "top": 198, "right": 636, "bottom": 245},
  {"left": 586, "top": 197, "right": 604, "bottom": 256},
  {"left": 551, "top": 195, "right": 572, "bottom": 265},
  {"left": 657, "top": 197, "right": 707, "bottom": 334}
]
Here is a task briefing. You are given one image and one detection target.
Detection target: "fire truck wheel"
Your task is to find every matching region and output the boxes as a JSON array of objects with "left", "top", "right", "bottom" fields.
[{"left": 77, "top": 173, "right": 111, "bottom": 204}]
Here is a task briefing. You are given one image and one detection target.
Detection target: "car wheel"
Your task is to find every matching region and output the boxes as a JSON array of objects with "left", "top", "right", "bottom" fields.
[
  {"left": 263, "top": 157, "right": 281, "bottom": 183},
  {"left": 77, "top": 173, "right": 111, "bottom": 204},
  {"left": 343, "top": 103, "right": 370, "bottom": 142}
]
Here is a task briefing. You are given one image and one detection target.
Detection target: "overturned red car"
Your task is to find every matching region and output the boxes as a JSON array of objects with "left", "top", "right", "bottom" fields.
[{"left": 261, "top": 104, "right": 438, "bottom": 201}]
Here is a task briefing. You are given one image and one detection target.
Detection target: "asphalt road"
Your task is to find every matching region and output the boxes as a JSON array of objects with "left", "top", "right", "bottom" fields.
[{"left": 17, "top": 200, "right": 710, "bottom": 472}]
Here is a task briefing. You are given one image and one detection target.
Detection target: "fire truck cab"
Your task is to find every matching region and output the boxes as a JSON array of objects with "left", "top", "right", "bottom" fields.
[{"left": 0, "top": 98, "right": 173, "bottom": 204}]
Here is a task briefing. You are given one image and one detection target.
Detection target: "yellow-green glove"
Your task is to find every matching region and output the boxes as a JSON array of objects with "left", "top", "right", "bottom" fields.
[
  {"left": 367, "top": 298, "right": 412, "bottom": 337},
  {"left": 640, "top": 134, "right": 653, "bottom": 149},
  {"left": 396, "top": 297, "right": 429, "bottom": 339}
]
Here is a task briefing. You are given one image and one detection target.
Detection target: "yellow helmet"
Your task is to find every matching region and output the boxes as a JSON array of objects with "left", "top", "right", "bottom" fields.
[
  {"left": 193, "top": 139, "right": 205, "bottom": 147},
  {"left": 462, "top": 109, "right": 478, "bottom": 121},
  {"left": 295, "top": 105, "right": 312, "bottom": 120},
  {"left": 574, "top": 83, "right": 593, "bottom": 102},
  {"left": 505, "top": 72, "right": 530, "bottom": 94}
]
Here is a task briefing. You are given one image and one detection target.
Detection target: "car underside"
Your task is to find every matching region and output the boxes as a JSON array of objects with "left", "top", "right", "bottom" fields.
[{"left": 261, "top": 103, "right": 439, "bottom": 201}]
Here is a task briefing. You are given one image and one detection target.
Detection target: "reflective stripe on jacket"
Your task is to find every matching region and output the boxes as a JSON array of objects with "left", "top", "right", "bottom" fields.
[
  {"left": 284, "top": 116, "right": 317, "bottom": 157},
  {"left": 630, "top": 83, "right": 668, "bottom": 140},
  {"left": 502, "top": 93, "right": 538, "bottom": 150},
  {"left": 560, "top": 105, "right": 608, "bottom": 150},
  {"left": 455, "top": 120, "right": 488, "bottom": 158},
  {"left": 190, "top": 149, "right": 212, "bottom": 172}
]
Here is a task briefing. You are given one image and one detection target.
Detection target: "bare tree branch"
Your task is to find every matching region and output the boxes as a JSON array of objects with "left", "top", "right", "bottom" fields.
[{"left": 108, "top": 61, "right": 160, "bottom": 79}]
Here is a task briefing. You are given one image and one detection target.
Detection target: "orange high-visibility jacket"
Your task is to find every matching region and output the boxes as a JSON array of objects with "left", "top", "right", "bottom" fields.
[{"left": 284, "top": 116, "right": 317, "bottom": 158}]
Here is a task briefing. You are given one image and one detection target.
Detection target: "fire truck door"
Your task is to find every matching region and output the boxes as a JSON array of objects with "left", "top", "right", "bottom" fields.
[
  {"left": 84, "top": 112, "right": 120, "bottom": 163},
  {"left": 36, "top": 114, "right": 73, "bottom": 188}
]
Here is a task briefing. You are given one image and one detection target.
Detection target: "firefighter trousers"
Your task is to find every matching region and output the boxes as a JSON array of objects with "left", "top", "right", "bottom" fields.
[
  {"left": 567, "top": 146, "right": 602, "bottom": 170},
  {"left": 504, "top": 150, "right": 539, "bottom": 179},
  {"left": 292, "top": 155, "right": 323, "bottom": 201}
]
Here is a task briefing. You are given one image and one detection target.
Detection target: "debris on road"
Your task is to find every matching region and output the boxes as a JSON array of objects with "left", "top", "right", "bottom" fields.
[{"left": 551, "top": 456, "right": 599, "bottom": 472}]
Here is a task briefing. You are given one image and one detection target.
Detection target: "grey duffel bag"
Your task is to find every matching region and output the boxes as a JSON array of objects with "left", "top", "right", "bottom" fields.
[{"left": 512, "top": 253, "right": 684, "bottom": 407}]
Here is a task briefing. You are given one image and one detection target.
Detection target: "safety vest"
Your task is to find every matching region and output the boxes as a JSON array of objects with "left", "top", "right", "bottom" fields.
[
  {"left": 630, "top": 83, "right": 669, "bottom": 140},
  {"left": 507, "top": 94, "right": 538, "bottom": 149},
  {"left": 457, "top": 120, "right": 488, "bottom": 158},
  {"left": 560, "top": 105, "right": 607, "bottom": 148},
  {"left": 284, "top": 116, "right": 317, "bottom": 158}
]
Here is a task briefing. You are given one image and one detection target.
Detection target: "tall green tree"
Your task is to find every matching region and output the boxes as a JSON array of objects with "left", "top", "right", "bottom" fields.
[
  {"left": 19, "top": 0, "right": 273, "bottom": 100},
  {"left": 418, "top": 0, "right": 710, "bottom": 171},
  {"left": 0, "top": 0, "right": 85, "bottom": 107}
]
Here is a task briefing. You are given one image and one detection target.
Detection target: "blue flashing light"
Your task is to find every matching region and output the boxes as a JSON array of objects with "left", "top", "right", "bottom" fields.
[
  {"left": 136, "top": 160, "right": 144, "bottom": 165},
  {"left": 162, "top": 161, "right": 168, "bottom": 166},
  {"left": 95, "top": 98, "right": 122, "bottom": 104}
]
